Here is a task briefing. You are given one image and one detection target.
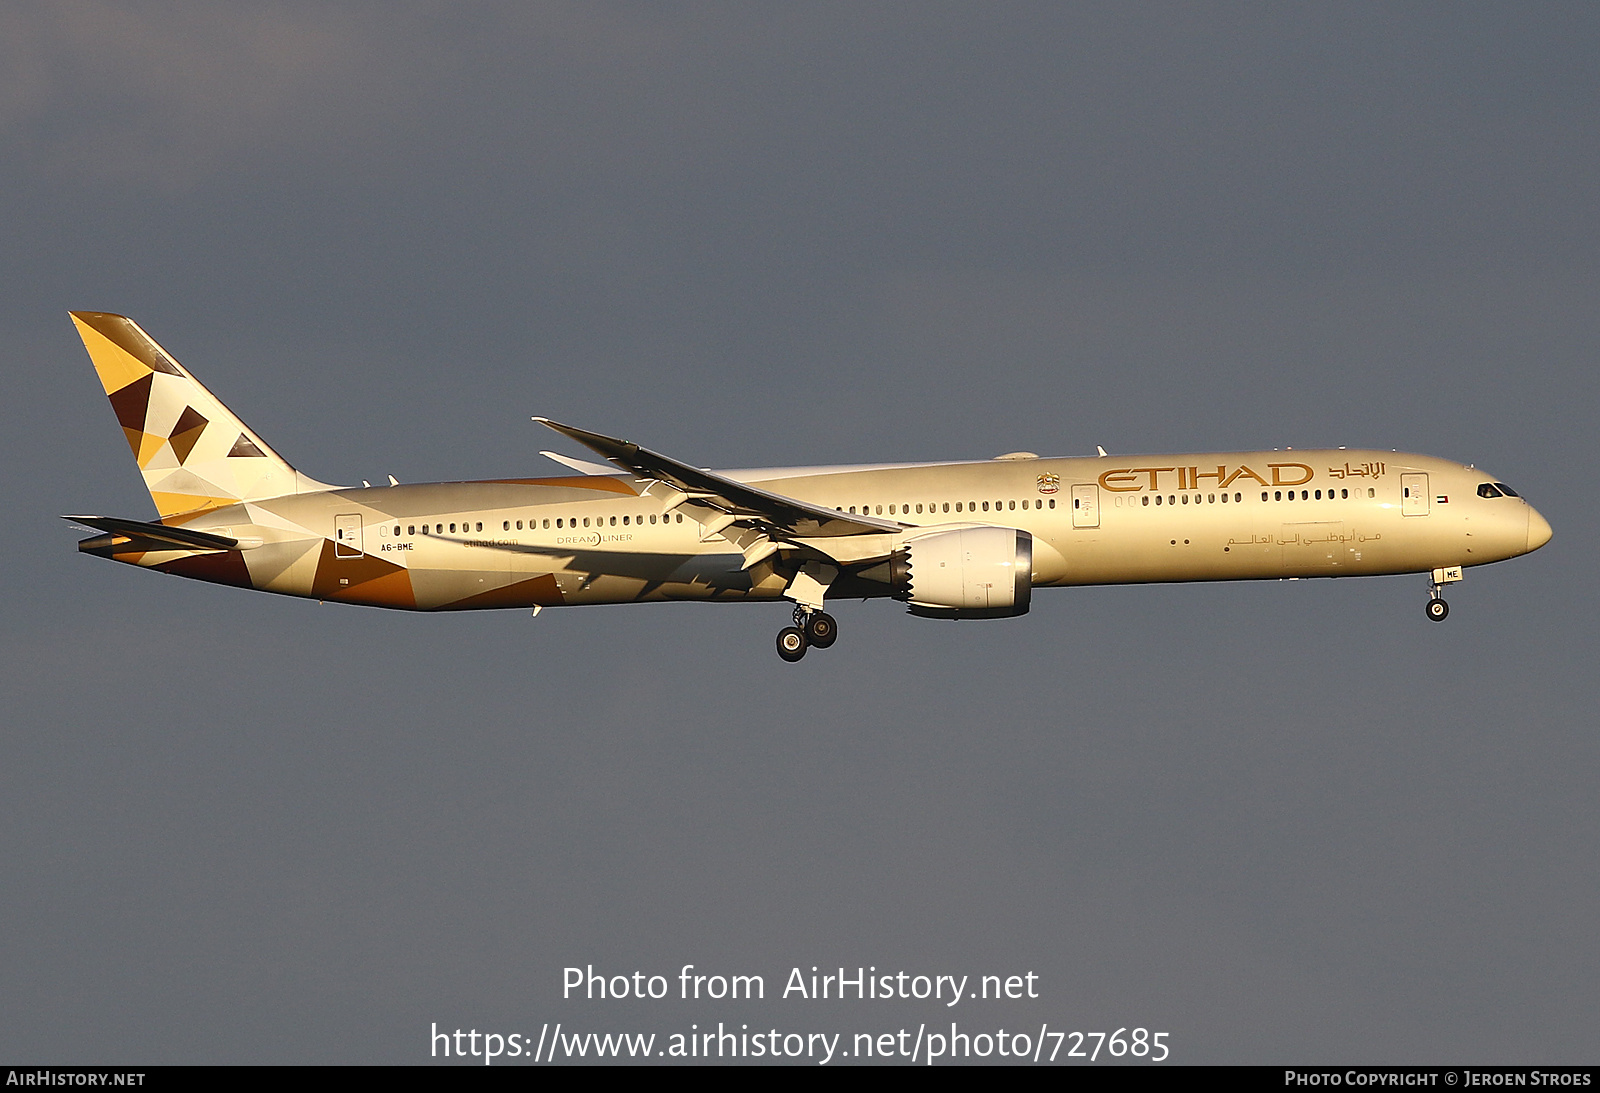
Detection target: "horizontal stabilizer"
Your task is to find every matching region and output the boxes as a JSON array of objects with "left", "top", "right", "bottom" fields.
[{"left": 62, "top": 515, "right": 238, "bottom": 551}]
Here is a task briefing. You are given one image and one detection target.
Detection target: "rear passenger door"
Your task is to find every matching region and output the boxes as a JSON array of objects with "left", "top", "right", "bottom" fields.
[{"left": 334, "top": 513, "right": 363, "bottom": 557}]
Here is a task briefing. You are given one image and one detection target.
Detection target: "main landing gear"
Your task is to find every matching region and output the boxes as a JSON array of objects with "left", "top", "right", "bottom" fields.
[
  {"left": 776, "top": 606, "right": 838, "bottom": 662},
  {"left": 1425, "top": 566, "right": 1462, "bottom": 623}
]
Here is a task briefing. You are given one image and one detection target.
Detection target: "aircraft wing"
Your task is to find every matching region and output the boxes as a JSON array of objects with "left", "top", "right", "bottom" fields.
[{"left": 534, "top": 418, "right": 901, "bottom": 539}]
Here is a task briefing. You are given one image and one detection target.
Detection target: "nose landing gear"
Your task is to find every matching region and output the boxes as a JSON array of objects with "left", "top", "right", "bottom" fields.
[
  {"left": 775, "top": 606, "right": 839, "bottom": 661},
  {"left": 1425, "top": 565, "right": 1462, "bottom": 622}
]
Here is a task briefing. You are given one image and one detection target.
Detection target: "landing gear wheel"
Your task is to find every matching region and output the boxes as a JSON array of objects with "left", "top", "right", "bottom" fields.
[
  {"left": 1426, "top": 598, "right": 1450, "bottom": 622},
  {"left": 776, "top": 626, "right": 808, "bottom": 662},
  {"left": 804, "top": 612, "right": 837, "bottom": 649}
]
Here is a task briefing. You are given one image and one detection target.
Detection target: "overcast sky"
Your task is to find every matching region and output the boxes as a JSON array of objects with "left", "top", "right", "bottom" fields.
[{"left": 3, "top": 2, "right": 1596, "bottom": 1064}]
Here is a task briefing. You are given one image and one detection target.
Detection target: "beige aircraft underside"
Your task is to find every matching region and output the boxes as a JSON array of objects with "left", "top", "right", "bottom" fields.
[{"left": 65, "top": 312, "right": 1552, "bottom": 661}]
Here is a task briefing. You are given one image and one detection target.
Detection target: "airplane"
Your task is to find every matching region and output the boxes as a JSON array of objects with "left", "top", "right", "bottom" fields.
[{"left": 64, "top": 311, "right": 1553, "bottom": 661}]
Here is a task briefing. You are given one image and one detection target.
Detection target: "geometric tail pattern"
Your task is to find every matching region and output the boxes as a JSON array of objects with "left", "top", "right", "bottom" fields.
[{"left": 70, "top": 311, "right": 331, "bottom": 521}]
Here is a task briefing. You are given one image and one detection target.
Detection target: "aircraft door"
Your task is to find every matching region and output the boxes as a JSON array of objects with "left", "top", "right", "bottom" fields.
[
  {"left": 1071, "top": 483, "right": 1100, "bottom": 528},
  {"left": 1401, "top": 474, "right": 1429, "bottom": 516},
  {"left": 334, "top": 513, "right": 363, "bottom": 557}
]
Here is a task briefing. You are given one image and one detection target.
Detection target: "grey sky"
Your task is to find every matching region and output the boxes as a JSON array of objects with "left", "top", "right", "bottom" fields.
[{"left": 2, "top": 3, "right": 1595, "bottom": 1063}]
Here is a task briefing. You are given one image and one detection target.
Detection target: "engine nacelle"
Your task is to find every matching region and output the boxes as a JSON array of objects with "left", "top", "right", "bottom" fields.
[{"left": 890, "top": 526, "right": 1033, "bottom": 619}]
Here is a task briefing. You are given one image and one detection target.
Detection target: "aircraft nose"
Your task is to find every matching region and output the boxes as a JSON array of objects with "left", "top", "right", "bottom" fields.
[{"left": 1526, "top": 507, "right": 1553, "bottom": 553}]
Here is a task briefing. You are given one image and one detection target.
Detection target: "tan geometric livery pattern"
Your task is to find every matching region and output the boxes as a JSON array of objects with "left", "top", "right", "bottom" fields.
[{"left": 72, "top": 312, "right": 328, "bottom": 521}]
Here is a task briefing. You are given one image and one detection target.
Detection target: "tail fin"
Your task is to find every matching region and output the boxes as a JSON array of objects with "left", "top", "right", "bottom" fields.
[{"left": 70, "top": 312, "right": 334, "bottom": 520}]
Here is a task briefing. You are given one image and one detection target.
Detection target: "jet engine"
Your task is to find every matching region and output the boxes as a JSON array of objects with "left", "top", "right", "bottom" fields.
[{"left": 888, "top": 526, "right": 1033, "bottom": 619}]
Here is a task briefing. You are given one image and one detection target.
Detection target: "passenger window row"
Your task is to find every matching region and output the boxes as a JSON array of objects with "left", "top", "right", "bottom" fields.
[
  {"left": 845, "top": 499, "right": 1058, "bottom": 516},
  {"left": 382, "top": 512, "right": 689, "bottom": 538},
  {"left": 1259, "top": 488, "right": 1373, "bottom": 501},
  {"left": 376, "top": 480, "right": 1394, "bottom": 540},
  {"left": 1131, "top": 492, "right": 1245, "bottom": 507}
]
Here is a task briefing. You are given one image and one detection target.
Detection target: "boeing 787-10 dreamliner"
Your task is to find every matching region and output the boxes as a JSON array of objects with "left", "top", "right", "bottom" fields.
[{"left": 64, "top": 312, "right": 1552, "bottom": 661}]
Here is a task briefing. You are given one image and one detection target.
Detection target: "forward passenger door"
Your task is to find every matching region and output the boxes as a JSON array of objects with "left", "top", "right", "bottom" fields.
[
  {"left": 1071, "top": 484, "right": 1100, "bottom": 529},
  {"left": 1401, "top": 474, "right": 1429, "bottom": 516}
]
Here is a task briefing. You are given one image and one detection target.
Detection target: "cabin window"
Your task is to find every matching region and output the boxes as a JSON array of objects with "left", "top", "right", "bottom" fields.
[
  {"left": 622, "top": 516, "right": 629, "bottom": 525},
  {"left": 408, "top": 525, "right": 415, "bottom": 535},
  {"left": 1274, "top": 491, "right": 1282, "bottom": 501},
  {"left": 1142, "top": 495, "right": 1149, "bottom": 506},
  {"left": 1049, "top": 498, "right": 1056, "bottom": 509},
  {"left": 582, "top": 518, "right": 590, "bottom": 527},
  {"left": 916, "top": 504, "right": 923, "bottom": 514},
  {"left": 1368, "top": 488, "right": 1375, "bottom": 498}
]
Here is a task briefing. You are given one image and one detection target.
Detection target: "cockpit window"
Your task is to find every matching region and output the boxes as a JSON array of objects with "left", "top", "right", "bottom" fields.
[
  {"left": 1477, "top": 483, "right": 1503, "bottom": 498},
  {"left": 1494, "top": 482, "right": 1520, "bottom": 497}
]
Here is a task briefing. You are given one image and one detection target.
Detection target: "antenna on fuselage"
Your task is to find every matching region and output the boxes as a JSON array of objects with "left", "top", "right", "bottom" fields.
[{"left": 1096, "top": 445, "right": 1108, "bottom": 457}]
